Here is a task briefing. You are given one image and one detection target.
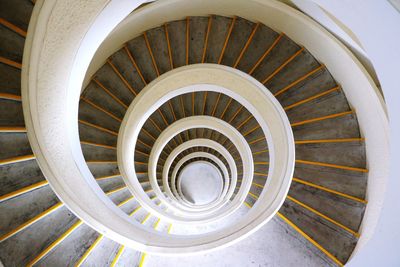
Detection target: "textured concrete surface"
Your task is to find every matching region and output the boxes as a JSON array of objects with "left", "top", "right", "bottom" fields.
[
  {"left": 0, "top": 158, "right": 44, "bottom": 196},
  {"left": 145, "top": 217, "right": 332, "bottom": 267},
  {"left": 0, "top": 8, "right": 368, "bottom": 266},
  {"left": 180, "top": 161, "right": 223, "bottom": 205},
  {"left": 82, "top": 237, "right": 120, "bottom": 267},
  {"left": 36, "top": 224, "right": 98, "bottom": 267},
  {"left": 0, "top": 206, "right": 77, "bottom": 266},
  {"left": 0, "top": 185, "right": 59, "bottom": 236}
]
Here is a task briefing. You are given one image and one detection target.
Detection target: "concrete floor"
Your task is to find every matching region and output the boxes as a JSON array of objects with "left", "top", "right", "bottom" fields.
[
  {"left": 180, "top": 162, "right": 223, "bottom": 205},
  {"left": 145, "top": 217, "right": 331, "bottom": 267}
]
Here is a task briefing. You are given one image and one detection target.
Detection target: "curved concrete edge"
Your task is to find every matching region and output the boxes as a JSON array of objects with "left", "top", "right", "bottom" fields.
[
  {"left": 89, "top": 0, "right": 389, "bottom": 254},
  {"left": 22, "top": 0, "right": 294, "bottom": 254},
  {"left": 168, "top": 142, "right": 233, "bottom": 210},
  {"left": 174, "top": 152, "right": 228, "bottom": 209},
  {"left": 21, "top": 0, "right": 174, "bottom": 252},
  {"left": 118, "top": 64, "right": 295, "bottom": 252},
  {"left": 162, "top": 138, "right": 239, "bottom": 216},
  {"left": 176, "top": 158, "right": 224, "bottom": 207}
]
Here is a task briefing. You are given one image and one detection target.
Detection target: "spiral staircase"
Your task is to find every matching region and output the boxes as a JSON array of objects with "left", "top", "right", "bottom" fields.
[{"left": 0, "top": 0, "right": 389, "bottom": 266}]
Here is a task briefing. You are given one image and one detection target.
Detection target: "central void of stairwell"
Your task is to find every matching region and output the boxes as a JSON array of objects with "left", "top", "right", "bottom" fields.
[{"left": 179, "top": 161, "right": 223, "bottom": 205}]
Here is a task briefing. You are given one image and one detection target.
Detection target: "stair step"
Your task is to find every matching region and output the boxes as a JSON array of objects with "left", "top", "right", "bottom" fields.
[
  {"left": 0, "top": 24, "right": 25, "bottom": 63},
  {"left": 0, "top": 62, "right": 21, "bottom": 95},
  {"left": 0, "top": 98, "right": 25, "bottom": 126},
  {"left": 0, "top": 0, "right": 34, "bottom": 32}
]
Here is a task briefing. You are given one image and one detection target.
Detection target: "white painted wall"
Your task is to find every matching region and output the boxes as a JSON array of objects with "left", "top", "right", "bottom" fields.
[{"left": 291, "top": 1, "right": 400, "bottom": 266}]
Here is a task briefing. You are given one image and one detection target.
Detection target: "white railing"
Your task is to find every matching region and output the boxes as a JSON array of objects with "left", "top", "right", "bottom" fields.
[{"left": 21, "top": 0, "right": 389, "bottom": 256}]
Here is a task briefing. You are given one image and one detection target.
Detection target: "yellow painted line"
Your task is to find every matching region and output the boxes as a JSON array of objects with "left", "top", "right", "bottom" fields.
[
  {"left": 274, "top": 65, "right": 325, "bottom": 97},
  {"left": 124, "top": 44, "right": 147, "bottom": 85},
  {"left": 211, "top": 93, "right": 222, "bottom": 116},
  {"left": 0, "top": 18, "right": 27, "bottom": 37},
  {"left": 105, "top": 186, "right": 127, "bottom": 195},
  {"left": 80, "top": 140, "right": 116, "bottom": 150},
  {"left": 243, "top": 125, "right": 261, "bottom": 136},
  {"left": 27, "top": 220, "right": 84, "bottom": 266},
  {"left": 153, "top": 218, "right": 161, "bottom": 230},
  {"left": 277, "top": 212, "right": 344, "bottom": 266},
  {"left": 295, "top": 138, "right": 364, "bottom": 144},
  {"left": 108, "top": 59, "right": 137, "bottom": 96},
  {"left": 238, "top": 179, "right": 264, "bottom": 188},
  {"left": 262, "top": 47, "right": 305, "bottom": 84},
  {"left": 218, "top": 16, "right": 236, "bottom": 64},
  {"left": 126, "top": 195, "right": 155, "bottom": 216},
  {"left": 167, "top": 223, "right": 173, "bottom": 234},
  {"left": 136, "top": 149, "right": 149, "bottom": 157},
  {"left": 254, "top": 161, "right": 269, "bottom": 165},
  {"left": 248, "top": 136, "right": 266, "bottom": 145},
  {"left": 143, "top": 32, "right": 160, "bottom": 77},
  {"left": 251, "top": 182, "right": 264, "bottom": 189},
  {"left": 292, "top": 177, "right": 367, "bottom": 204},
  {"left": 291, "top": 111, "right": 354, "bottom": 127},
  {"left": 236, "top": 114, "right": 254, "bottom": 129},
  {"left": 129, "top": 206, "right": 142, "bottom": 217},
  {"left": 141, "top": 213, "right": 151, "bottom": 224},
  {"left": 87, "top": 160, "right": 117, "bottom": 164},
  {"left": 0, "top": 56, "right": 21, "bottom": 69},
  {"left": 254, "top": 172, "right": 268, "bottom": 177},
  {"left": 80, "top": 97, "right": 122, "bottom": 122},
  {"left": 79, "top": 119, "right": 118, "bottom": 136},
  {"left": 0, "top": 93, "right": 22, "bottom": 101},
  {"left": 0, "top": 180, "right": 48, "bottom": 202},
  {"left": 186, "top": 17, "right": 190, "bottom": 65},
  {"left": 168, "top": 100, "right": 177, "bottom": 122},
  {"left": 77, "top": 190, "right": 156, "bottom": 266},
  {"left": 244, "top": 197, "right": 348, "bottom": 266},
  {"left": 296, "top": 159, "right": 368, "bottom": 173},
  {"left": 117, "top": 196, "right": 134, "bottom": 207},
  {"left": 110, "top": 245, "right": 125, "bottom": 267},
  {"left": 252, "top": 149, "right": 269, "bottom": 155},
  {"left": 95, "top": 174, "right": 120, "bottom": 181},
  {"left": 93, "top": 78, "right": 128, "bottom": 109},
  {"left": 286, "top": 195, "right": 359, "bottom": 237},
  {"left": 138, "top": 217, "right": 162, "bottom": 267},
  {"left": 228, "top": 106, "right": 243, "bottom": 124},
  {"left": 248, "top": 191, "right": 259, "bottom": 199},
  {"left": 142, "top": 127, "right": 156, "bottom": 140},
  {"left": 233, "top": 22, "right": 260, "bottom": 68},
  {"left": 249, "top": 33, "right": 284, "bottom": 75},
  {"left": 284, "top": 86, "right": 340, "bottom": 110},
  {"left": 220, "top": 98, "right": 233, "bottom": 120},
  {"left": 74, "top": 234, "right": 104, "bottom": 267},
  {"left": 201, "top": 16, "right": 212, "bottom": 63},
  {"left": 164, "top": 23, "right": 174, "bottom": 69},
  {"left": 235, "top": 187, "right": 260, "bottom": 199},
  {"left": 0, "top": 154, "right": 35, "bottom": 165},
  {"left": 1, "top": 184, "right": 142, "bottom": 243},
  {"left": 138, "top": 253, "right": 147, "bottom": 267},
  {"left": 180, "top": 94, "right": 186, "bottom": 117},
  {"left": 0, "top": 126, "right": 26, "bottom": 132},
  {"left": 0, "top": 202, "right": 64, "bottom": 242},
  {"left": 202, "top": 91, "right": 208, "bottom": 115},
  {"left": 244, "top": 201, "right": 252, "bottom": 208},
  {"left": 149, "top": 117, "right": 163, "bottom": 134},
  {"left": 157, "top": 107, "right": 169, "bottom": 129}
]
